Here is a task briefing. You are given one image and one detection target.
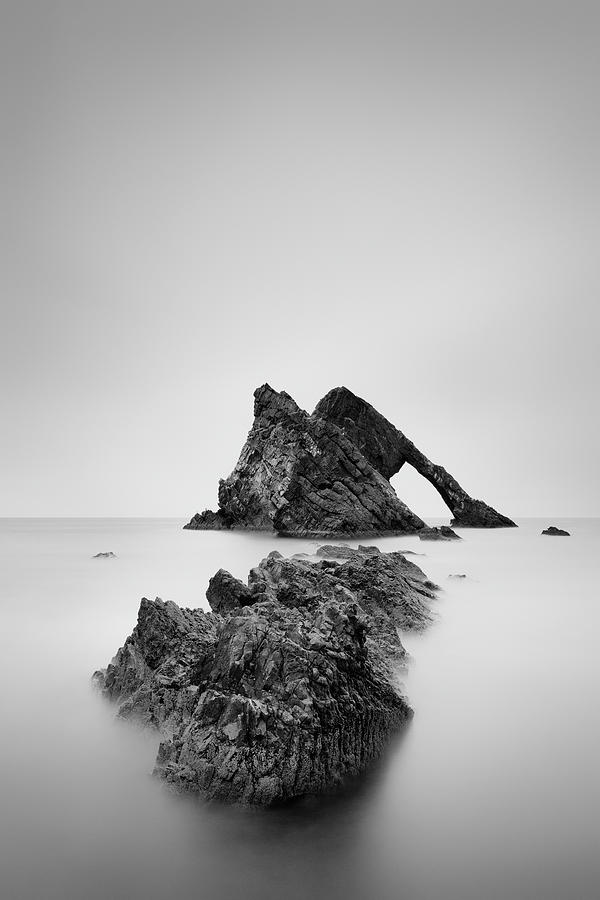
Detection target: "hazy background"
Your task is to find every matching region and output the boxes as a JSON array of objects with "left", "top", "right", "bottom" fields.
[{"left": 2, "top": 0, "right": 599, "bottom": 518}]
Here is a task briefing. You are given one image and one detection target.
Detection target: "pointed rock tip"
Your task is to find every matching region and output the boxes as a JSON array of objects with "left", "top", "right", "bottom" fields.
[
  {"left": 253, "top": 383, "right": 300, "bottom": 417},
  {"left": 314, "top": 386, "right": 379, "bottom": 418},
  {"left": 253, "top": 382, "right": 276, "bottom": 397},
  {"left": 318, "top": 386, "right": 357, "bottom": 404}
]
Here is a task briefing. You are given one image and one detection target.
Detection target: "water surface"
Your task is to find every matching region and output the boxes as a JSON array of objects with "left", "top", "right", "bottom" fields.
[{"left": 1, "top": 517, "right": 598, "bottom": 899}]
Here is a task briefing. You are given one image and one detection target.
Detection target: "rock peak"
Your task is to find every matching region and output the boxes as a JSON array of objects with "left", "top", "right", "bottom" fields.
[{"left": 253, "top": 383, "right": 301, "bottom": 419}]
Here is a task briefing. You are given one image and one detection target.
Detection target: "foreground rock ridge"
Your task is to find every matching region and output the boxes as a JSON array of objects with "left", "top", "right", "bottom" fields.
[
  {"left": 94, "top": 545, "right": 438, "bottom": 805},
  {"left": 185, "top": 384, "right": 515, "bottom": 534}
]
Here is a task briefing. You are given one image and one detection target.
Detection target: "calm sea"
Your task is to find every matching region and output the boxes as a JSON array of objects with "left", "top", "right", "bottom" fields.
[{"left": 1, "top": 517, "right": 598, "bottom": 900}]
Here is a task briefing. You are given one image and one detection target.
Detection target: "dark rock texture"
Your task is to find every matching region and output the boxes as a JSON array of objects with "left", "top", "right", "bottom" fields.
[
  {"left": 186, "top": 384, "right": 515, "bottom": 535},
  {"left": 315, "top": 387, "right": 516, "bottom": 528},
  {"left": 206, "top": 568, "right": 255, "bottom": 614},
  {"left": 94, "top": 546, "right": 437, "bottom": 805},
  {"left": 315, "top": 544, "right": 381, "bottom": 559},
  {"left": 186, "top": 384, "right": 425, "bottom": 537},
  {"left": 93, "top": 551, "right": 116, "bottom": 558},
  {"left": 314, "top": 387, "right": 405, "bottom": 480},
  {"left": 93, "top": 598, "right": 219, "bottom": 734},
  {"left": 419, "top": 526, "right": 462, "bottom": 541},
  {"left": 184, "top": 510, "right": 233, "bottom": 531},
  {"left": 541, "top": 526, "right": 570, "bottom": 536}
]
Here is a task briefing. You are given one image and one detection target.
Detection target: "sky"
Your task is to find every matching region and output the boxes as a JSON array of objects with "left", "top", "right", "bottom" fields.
[{"left": 1, "top": 0, "right": 599, "bottom": 518}]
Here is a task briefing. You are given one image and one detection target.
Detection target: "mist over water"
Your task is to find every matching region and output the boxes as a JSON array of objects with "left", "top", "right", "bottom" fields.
[{"left": 1, "top": 518, "right": 599, "bottom": 900}]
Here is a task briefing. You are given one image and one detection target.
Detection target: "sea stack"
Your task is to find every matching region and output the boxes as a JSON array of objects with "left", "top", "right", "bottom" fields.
[
  {"left": 185, "top": 385, "right": 515, "bottom": 536},
  {"left": 314, "top": 387, "right": 516, "bottom": 528},
  {"left": 186, "top": 385, "right": 425, "bottom": 537}
]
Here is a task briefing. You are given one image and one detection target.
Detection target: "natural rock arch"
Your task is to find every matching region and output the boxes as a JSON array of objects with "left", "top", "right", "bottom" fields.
[
  {"left": 185, "top": 384, "right": 515, "bottom": 535},
  {"left": 314, "top": 387, "right": 516, "bottom": 528}
]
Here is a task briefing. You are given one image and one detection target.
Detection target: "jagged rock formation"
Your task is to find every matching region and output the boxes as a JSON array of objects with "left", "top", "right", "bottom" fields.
[
  {"left": 185, "top": 385, "right": 425, "bottom": 537},
  {"left": 185, "top": 384, "right": 515, "bottom": 535},
  {"left": 93, "top": 551, "right": 116, "bottom": 558},
  {"left": 541, "top": 526, "right": 570, "bottom": 536},
  {"left": 93, "top": 599, "right": 219, "bottom": 734},
  {"left": 315, "top": 387, "right": 516, "bottom": 528},
  {"left": 185, "top": 510, "right": 232, "bottom": 531},
  {"left": 419, "top": 526, "right": 462, "bottom": 541},
  {"left": 94, "top": 546, "right": 437, "bottom": 805}
]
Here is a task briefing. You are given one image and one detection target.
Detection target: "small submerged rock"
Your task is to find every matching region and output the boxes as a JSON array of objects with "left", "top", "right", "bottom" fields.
[
  {"left": 93, "top": 552, "right": 116, "bottom": 558},
  {"left": 315, "top": 544, "right": 381, "bottom": 559},
  {"left": 419, "top": 526, "right": 462, "bottom": 541},
  {"left": 448, "top": 574, "right": 467, "bottom": 579},
  {"left": 541, "top": 526, "right": 570, "bottom": 536},
  {"left": 94, "top": 545, "right": 438, "bottom": 806}
]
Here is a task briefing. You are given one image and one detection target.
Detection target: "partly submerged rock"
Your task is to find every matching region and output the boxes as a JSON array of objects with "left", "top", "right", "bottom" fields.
[
  {"left": 184, "top": 510, "right": 232, "bottom": 531},
  {"left": 419, "top": 526, "right": 462, "bottom": 541},
  {"left": 185, "top": 384, "right": 425, "bottom": 538},
  {"left": 448, "top": 574, "right": 467, "bottom": 579},
  {"left": 94, "top": 546, "right": 437, "bottom": 805},
  {"left": 541, "top": 526, "right": 570, "bottom": 536},
  {"left": 93, "top": 552, "right": 116, "bottom": 558},
  {"left": 185, "top": 384, "right": 515, "bottom": 536}
]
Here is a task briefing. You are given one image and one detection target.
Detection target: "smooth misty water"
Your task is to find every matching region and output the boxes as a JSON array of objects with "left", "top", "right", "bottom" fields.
[{"left": 1, "top": 518, "right": 599, "bottom": 900}]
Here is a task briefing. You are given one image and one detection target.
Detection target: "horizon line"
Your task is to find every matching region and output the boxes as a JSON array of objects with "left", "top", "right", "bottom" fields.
[{"left": 1, "top": 515, "right": 598, "bottom": 521}]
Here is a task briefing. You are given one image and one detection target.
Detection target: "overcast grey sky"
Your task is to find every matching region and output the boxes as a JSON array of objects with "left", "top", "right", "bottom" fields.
[{"left": 1, "top": 1, "right": 599, "bottom": 518}]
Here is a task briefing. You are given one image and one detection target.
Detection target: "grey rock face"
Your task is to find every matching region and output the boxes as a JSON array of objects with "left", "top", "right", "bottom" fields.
[
  {"left": 206, "top": 569, "right": 255, "bottom": 614},
  {"left": 315, "top": 387, "right": 516, "bottom": 528},
  {"left": 314, "top": 387, "right": 405, "bottom": 479},
  {"left": 184, "top": 510, "right": 232, "bottom": 531},
  {"left": 185, "top": 384, "right": 514, "bottom": 536},
  {"left": 93, "top": 551, "right": 116, "bottom": 558},
  {"left": 419, "top": 526, "right": 462, "bottom": 541},
  {"left": 315, "top": 544, "right": 381, "bottom": 559},
  {"left": 541, "top": 526, "right": 570, "bottom": 536},
  {"left": 186, "top": 384, "right": 425, "bottom": 537},
  {"left": 93, "top": 598, "right": 219, "bottom": 734},
  {"left": 94, "top": 546, "right": 437, "bottom": 805}
]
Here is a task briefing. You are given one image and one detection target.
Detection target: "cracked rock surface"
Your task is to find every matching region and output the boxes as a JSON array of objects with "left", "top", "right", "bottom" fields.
[
  {"left": 94, "top": 545, "right": 437, "bottom": 805},
  {"left": 185, "top": 384, "right": 515, "bottom": 535},
  {"left": 419, "top": 526, "right": 462, "bottom": 541},
  {"left": 315, "top": 387, "right": 516, "bottom": 528},
  {"left": 185, "top": 384, "right": 425, "bottom": 537}
]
